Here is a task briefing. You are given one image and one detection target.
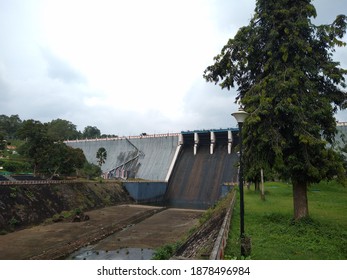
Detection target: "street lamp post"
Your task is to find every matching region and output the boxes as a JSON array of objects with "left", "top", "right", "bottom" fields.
[{"left": 232, "top": 106, "right": 249, "bottom": 256}]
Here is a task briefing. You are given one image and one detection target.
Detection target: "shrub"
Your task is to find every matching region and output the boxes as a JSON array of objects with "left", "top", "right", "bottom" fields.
[
  {"left": 9, "top": 217, "right": 20, "bottom": 227},
  {"left": 152, "top": 242, "right": 182, "bottom": 260},
  {"left": 3, "top": 161, "right": 30, "bottom": 172}
]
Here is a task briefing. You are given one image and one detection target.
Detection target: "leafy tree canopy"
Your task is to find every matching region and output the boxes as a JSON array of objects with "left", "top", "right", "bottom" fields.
[
  {"left": 83, "top": 126, "right": 101, "bottom": 139},
  {"left": 17, "top": 119, "right": 86, "bottom": 177},
  {"left": 46, "top": 118, "right": 81, "bottom": 141},
  {"left": 0, "top": 114, "right": 22, "bottom": 139}
]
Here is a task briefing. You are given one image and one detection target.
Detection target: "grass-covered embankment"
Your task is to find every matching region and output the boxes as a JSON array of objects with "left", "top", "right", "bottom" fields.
[{"left": 225, "top": 181, "right": 347, "bottom": 259}]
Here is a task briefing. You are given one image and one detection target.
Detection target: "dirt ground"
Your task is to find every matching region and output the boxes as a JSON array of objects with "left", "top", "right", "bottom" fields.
[{"left": 0, "top": 204, "right": 203, "bottom": 260}]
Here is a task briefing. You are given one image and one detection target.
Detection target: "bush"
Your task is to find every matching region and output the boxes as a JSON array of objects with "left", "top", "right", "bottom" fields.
[
  {"left": 3, "top": 161, "right": 31, "bottom": 172},
  {"left": 79, "top": 162, "right": 102, "bottom": 179},
  {"left": 8, "top": 217, "right": 20, "bottom": 227},
  {"left": 152, "top": 242, "right": 182, "bottom": 260}
]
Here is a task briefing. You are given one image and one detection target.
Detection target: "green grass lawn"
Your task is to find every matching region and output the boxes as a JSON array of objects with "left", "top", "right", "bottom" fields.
[{"left": 225, "top": 181, "right": 347, "bottom": 260}]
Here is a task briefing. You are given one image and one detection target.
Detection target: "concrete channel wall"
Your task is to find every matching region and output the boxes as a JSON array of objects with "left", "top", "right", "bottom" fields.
[
  {"left": 210, "top": 188, "right": 237, "bottom": 260},
  {"left": 124, "top": 181, "right": 167, "bottom": 204}
]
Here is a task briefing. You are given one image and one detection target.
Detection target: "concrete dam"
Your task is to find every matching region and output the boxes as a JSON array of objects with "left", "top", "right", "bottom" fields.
[{"left": 65, "top": 129, "right": 239, "bottom": 209}]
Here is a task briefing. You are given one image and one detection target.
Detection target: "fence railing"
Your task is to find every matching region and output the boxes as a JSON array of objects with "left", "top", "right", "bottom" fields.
[
  {"left": 209, "top": 188, "right": 237, "bottom": 260},
  {"left": 0, "top": 180, "right": 71, "bottom": 186},
  {"left": 64, "top": 132, "right": 181, "bottom": 143}
]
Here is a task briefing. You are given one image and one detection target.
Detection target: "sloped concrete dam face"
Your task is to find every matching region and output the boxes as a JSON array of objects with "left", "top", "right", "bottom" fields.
[
  {"left": 66, "top": 134, "right": 179, "bottom": 181},
  {"left": 165, "top": 131, "right": 239, "bottom": 209}
]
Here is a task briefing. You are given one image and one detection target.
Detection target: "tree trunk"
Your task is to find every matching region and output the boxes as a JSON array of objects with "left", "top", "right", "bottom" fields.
[
  {"left": 255, "top": 181, "right": 260, "bottom": 191},
  {"left": 292, "top": 181, "right": 309, "bottom": 220},
  {"left": 260, "top": 169, "right": 265, "bottom": 200}
]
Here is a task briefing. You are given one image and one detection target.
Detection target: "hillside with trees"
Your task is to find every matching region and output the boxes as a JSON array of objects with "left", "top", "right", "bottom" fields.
[{"left": 0, "top": 114, "right": 107, "bottom": 178}]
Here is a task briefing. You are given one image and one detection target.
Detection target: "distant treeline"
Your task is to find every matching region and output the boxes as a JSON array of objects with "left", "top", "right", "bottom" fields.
[{"left": 0, "top": 114, "right": 117, "bottom": 141}]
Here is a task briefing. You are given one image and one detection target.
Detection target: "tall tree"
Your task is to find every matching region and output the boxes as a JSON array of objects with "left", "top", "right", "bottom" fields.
[
  {"left": 17, "top": 120, "right": 52, "bottom": 175},
  {"left": 46, "top": 118, "right": 81, "bottom": 141},
  {"left": 0, "top": 133, "right": 6, "bottom": 150},
  {"left": 46, "top": 144, "right": 86, "bottom": 177},
  {"left": 0, "top": 114, "right": 22, "bottom": 139},
  {"left": 96, "top": 147, "right": 107, "bottom": 167},
  {"left": 83, "top": 126, "right": 101, "bottom": 139},
  {"left": 204, "top": 0, "right": 347, "bottom": 220}
]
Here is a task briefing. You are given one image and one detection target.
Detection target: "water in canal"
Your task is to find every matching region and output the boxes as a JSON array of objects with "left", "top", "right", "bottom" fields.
[{"left": 67, "top": 246, "right": 155, "bottom": 260}]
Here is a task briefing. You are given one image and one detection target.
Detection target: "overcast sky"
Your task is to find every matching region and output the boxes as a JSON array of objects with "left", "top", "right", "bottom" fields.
[{"left": 1, "top": 0, "right": 346, "bottom": 136}]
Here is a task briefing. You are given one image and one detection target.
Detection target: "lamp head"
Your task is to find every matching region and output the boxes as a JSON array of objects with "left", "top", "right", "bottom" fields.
[{"left": 232, "top": 106, "right": 249, "bottom": 124}]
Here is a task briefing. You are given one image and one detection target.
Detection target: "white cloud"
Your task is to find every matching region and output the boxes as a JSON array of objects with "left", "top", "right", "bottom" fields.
[{"left": 40, "top": 48, "right": 86, "bottom": 84}]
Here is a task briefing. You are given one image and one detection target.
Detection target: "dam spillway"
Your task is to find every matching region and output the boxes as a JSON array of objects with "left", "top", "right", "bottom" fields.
[
  {"left": 165, "top": 130, "right": 239, "bottom": 209},
  {"left": 65, "top": 129, "right": 239, "bottom": 209}
]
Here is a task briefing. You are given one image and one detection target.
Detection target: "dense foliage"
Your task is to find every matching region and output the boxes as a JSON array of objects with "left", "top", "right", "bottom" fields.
[
  {"left": 0, "top": 115, "right": 103, "bottom": 178},
  {"left": 16, "top": 120, "right": 86, "bottom": 177}
]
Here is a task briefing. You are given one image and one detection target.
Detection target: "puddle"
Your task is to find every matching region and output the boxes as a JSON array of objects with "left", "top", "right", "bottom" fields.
[{"left": 67, "top": 246, "right": 155, "bottom": 260}]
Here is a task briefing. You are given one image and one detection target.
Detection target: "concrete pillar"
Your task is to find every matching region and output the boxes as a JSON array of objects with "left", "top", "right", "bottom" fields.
[
  {"left": 228, "top": 130, "right": 233, "bottom": 154},
  {"left": 178, "top": 133, "right": 184, "bottom": 145},
  {"left": 194, "top": 132, "right": 199, "bottom": 155},
  {"left": 165, "top": 134, "right": 183, "bottom": 182},
  {"left": 210, "top": 131, "right": 216, "bottom": 154}
]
